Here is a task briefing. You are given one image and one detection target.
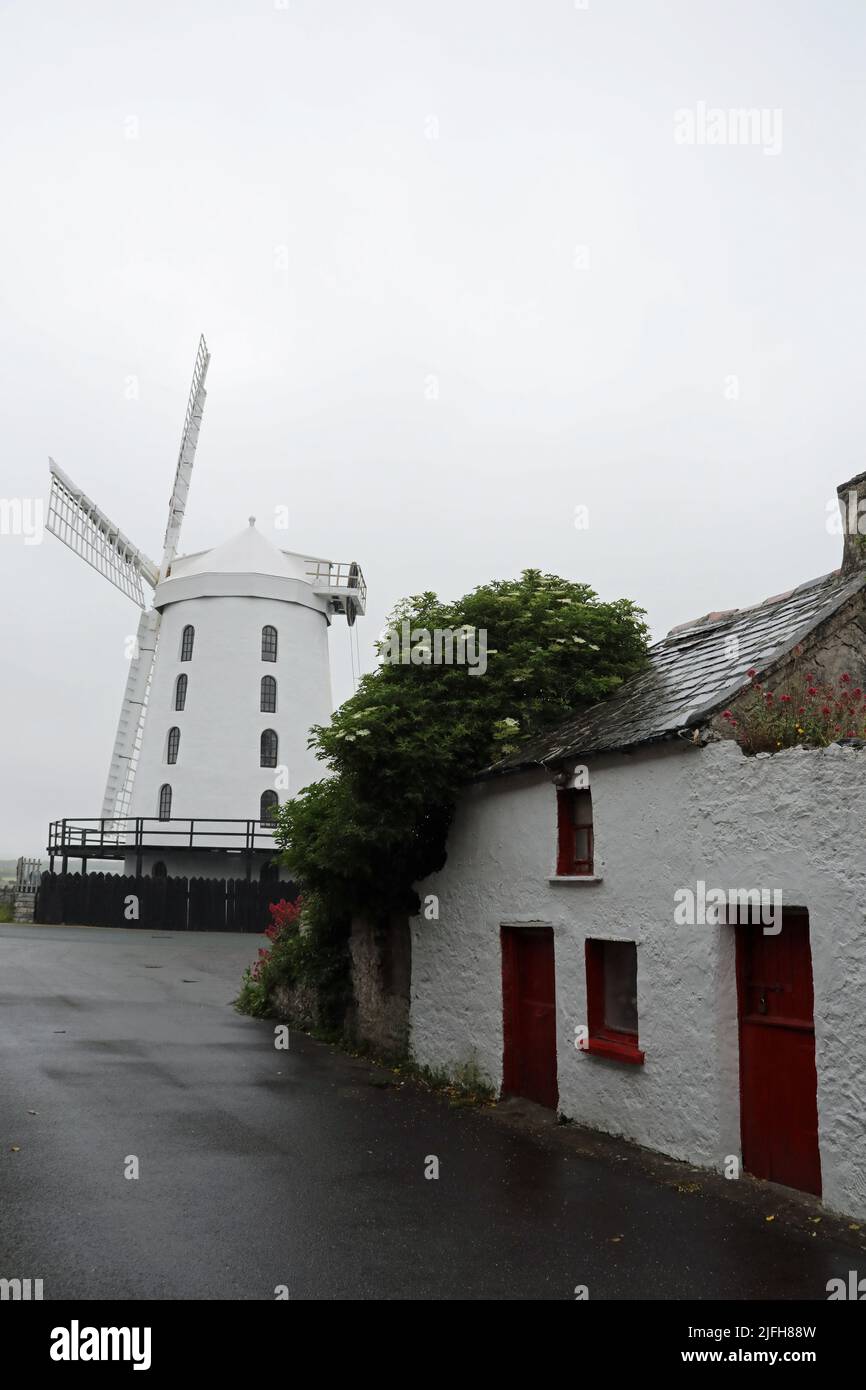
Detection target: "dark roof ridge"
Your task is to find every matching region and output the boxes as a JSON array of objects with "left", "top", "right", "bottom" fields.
[{"left": 664, "top": 569, "right": 841, "bottom": 641}]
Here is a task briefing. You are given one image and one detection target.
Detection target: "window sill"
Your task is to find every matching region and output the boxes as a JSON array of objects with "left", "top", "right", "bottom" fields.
[
  {"left": 549, "top": 874, "right": 603, "bottom": 884},
  {"left": 583, "top": 1037, "right": 645, "bottom": 1066}
]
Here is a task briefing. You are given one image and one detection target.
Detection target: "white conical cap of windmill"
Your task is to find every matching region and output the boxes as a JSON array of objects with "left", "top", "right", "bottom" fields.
[{"left": 45, "top": 337, "right": 365, "bottom": 878}]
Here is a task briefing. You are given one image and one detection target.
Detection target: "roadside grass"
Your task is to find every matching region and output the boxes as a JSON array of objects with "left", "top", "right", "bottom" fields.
[{"left": 344, "top": 1040, "right": 496, "bottom": 1106}]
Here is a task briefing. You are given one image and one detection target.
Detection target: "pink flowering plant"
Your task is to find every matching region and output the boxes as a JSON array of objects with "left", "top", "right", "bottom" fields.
[
  {"left": 723, "top": 655, "right": 866, "bottom": 754},
  {"left": 235, "top": 891, "right": 351, "bottom": 1033},
  {"left": 237, "top": 895, "right": 304, "bottom": 1016},
  {"left": 250, "top": 897, "right": 303, "bottom": 983}
]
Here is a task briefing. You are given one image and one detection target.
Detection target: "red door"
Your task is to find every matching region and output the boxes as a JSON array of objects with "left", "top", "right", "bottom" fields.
[
  {"left": 501, "top": 927, "right": 558, "bottom": 1109},
  {"left": 736, "top": 912, "right": 821, "bottom": 1196}
]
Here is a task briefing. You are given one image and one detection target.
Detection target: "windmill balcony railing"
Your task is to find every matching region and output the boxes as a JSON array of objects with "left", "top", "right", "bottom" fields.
[
  {"left": 306, "top": 560, "right": 367, "bottom": 614},
  {"left": 47, "top": 816, "right": 279, "bottom": 859}
]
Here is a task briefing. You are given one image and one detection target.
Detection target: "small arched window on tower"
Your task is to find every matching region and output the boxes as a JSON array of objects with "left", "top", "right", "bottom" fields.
[
  {"left": 152, "top": 861, "right": 167, "bottom": 879},
  {"left": 260, "top": 675, "right": 277, "bottom": 713},
  {"left": 260, "top": 790, "right": 278, "bottom": 825},
  {"left": 261, "top": 625, "right": 278, "bottom": 662},
  {"left": 166, "top": 727, "right": 180, "bottom": 765},
  {"left": 158, "top": 784, "right": 172, "bottom": 820},
  {"left": 180, "top": 625, "right": 195, "bottom": 661},
  {"left": 260, "top": 729, "right": 278, "bottom": 767},
  {"left": 174, "top": 674, "right": 188, "bottom": 711}
]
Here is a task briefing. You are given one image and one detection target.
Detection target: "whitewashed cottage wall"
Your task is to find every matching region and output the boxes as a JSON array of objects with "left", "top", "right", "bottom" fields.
[{"left": 410, "top": 737, "right": 866, "bottom": 1220}]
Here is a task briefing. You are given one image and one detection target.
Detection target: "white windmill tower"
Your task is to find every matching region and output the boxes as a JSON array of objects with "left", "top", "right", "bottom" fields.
[{"left": 46, "top": 337, "right": 365, "bottom": 880}]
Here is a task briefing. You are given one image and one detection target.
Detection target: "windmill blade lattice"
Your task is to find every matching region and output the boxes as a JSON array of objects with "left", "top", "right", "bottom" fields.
[
  {"left": 46, "top": 459, "right": 159, "bottom": 606},
  {"left": 161, "top": 334, "right": 210, "bottom": 573}
]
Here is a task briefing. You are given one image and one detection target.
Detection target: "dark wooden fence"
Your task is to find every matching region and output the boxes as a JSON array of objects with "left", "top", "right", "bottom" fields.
[{"left": 34, "top": 872, "right": 298, "bottom": 933}]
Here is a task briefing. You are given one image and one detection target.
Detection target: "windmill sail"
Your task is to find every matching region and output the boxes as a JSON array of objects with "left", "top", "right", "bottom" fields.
[
  {"left": 101, "top": 608, "right": 161, "bottom": 822},
  {"left": 47, "top": 335, "right": 210, "bottom": 828},
  {"left": 46, "top": 460, "right": 159, "bottom": 606},
  {"left": 103, "top": 335, "right": 210, "bottom": 820},
  {"left": 161, "top": 334, "right": 210, "bottom": 572}
]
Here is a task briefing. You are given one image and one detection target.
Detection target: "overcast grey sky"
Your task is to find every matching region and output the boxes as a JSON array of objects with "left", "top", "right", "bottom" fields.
[{"left": 2, "top": 0, "right": 864, "bottom": 857}]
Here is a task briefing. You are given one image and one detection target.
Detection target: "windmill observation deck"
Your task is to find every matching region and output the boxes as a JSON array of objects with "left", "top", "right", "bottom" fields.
[
  {"left": 47, "top": 817, "right": 279, "bottom": 877},
  {"left": 307, "top": 559, "right": 366, "bottom": 623}
]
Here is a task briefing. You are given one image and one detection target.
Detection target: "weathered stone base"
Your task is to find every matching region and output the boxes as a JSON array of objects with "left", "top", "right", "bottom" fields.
[
  {"left": 270, "top": 980, "right": 323, "bottom": 1032},
  {"left": 13, "top": 891, "right": 36, "bottom": 923},
  {"left": 348, "top": 915, "right": 411, "bottom": 1058}
]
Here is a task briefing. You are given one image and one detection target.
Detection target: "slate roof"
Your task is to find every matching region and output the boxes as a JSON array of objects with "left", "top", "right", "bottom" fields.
[{"left": 485, "top": 568, "right": 866, "bottom": 776}]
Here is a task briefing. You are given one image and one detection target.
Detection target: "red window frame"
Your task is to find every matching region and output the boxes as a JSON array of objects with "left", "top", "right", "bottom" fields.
[
  {"left": 584, "top": 938, "right": 644, "bottom": 1064},
  {"left": 556, "top": 788, "right": 594, "bottom": 876}
]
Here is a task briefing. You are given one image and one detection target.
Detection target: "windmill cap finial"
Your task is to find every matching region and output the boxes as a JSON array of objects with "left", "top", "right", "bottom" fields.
[{"left": 248, "top": 515, "right": 256, "bottom": 527}]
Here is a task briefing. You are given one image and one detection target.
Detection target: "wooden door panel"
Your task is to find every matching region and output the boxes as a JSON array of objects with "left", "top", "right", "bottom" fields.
[
  {"left": 501, "top": 927, "right": 558, "bottom": 1110},
  {"left": 736, "top": 913, "right": 821, "bottom": 1197}
]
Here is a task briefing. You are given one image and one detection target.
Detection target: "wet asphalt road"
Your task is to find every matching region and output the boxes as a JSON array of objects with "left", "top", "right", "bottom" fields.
[{"left": 0, "top": 923, "right": 860, "bottom": 1301}]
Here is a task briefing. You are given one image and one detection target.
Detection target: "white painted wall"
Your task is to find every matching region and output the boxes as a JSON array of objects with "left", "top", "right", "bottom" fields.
[
  {"left": 129, "top": 851, "right": 287, "bottom": 881},
  {"left": 411, "top": 738, "right": 866, "bottom": 1220},
  {"left": 127, "top": 592, "right": 332, "bottom": 829}
]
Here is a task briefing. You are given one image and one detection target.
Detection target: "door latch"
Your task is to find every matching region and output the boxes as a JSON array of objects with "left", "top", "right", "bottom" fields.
[{"left": 754, "top": 982, "right": 782, "bottom": 1014}]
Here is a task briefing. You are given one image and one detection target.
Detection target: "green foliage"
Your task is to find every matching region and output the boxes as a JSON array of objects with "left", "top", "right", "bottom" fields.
[
  {"left": 275, "top": 569, "right": 647, "bottom": 919},
  {"left": 344, "top": 1045, "right": 497, "bottom": 1104},
  {"left": 410, "top": 1057, "right": 497, "bottom": 1104},
  {"left": 0, "top": 901, "right": 13, "bottom": 924},
  {"left": 235, "top": 967, "right": 270, "bottom": 1019},
  {"left": 235, "top": 892, "right": 352, "bottom": 1031}
]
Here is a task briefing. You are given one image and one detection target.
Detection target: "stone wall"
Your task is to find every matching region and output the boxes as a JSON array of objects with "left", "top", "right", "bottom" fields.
[
  {"left": 13, "top": 891, "right": 36, "bottom": 923},
  {"left": 270, "top": 979, "right": 323, "bottom": 1032},
  {"left": 349, "top": 914, "right": 412, "bottom": 1058},
  {"left": 708, "top": 584, "right": 866, "bottom": 744}
]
